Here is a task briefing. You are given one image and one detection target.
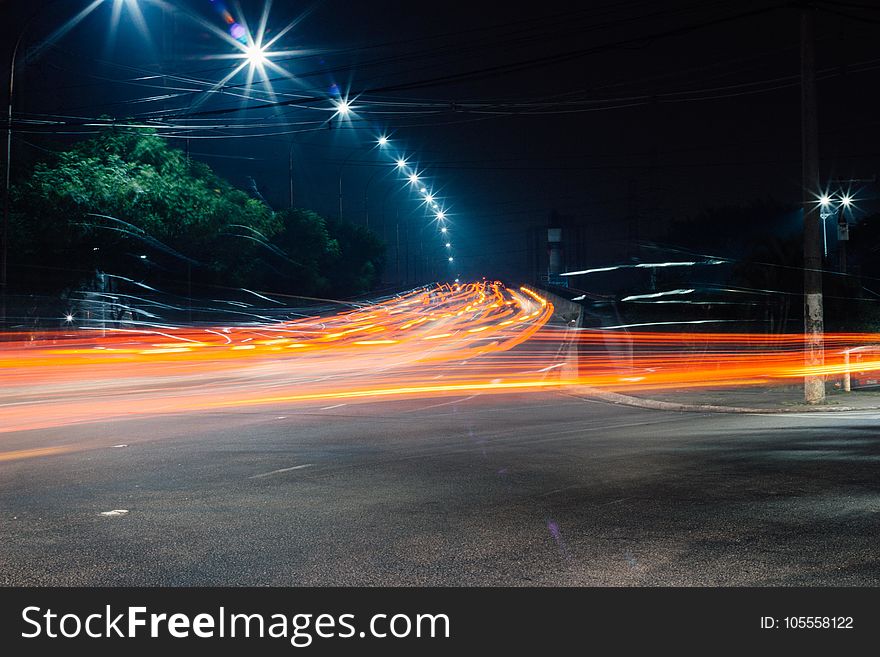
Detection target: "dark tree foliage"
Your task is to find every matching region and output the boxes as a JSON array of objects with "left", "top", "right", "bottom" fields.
[
  {"left": 10, "top": 128, "right": 385, "bottom": 298},
  {"left": 11, "top": 127, "right": 277, "bottom": 292},
  {"left": 323, "top": 218, "right": 387, "bottom": 297},
  {"left": 259, "top": 208, "right": 340, "bottom": 296}
]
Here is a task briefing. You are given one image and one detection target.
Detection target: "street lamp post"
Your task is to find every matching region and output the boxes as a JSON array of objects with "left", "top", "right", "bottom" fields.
[
  {"left": 3, "top": 0, "right": 92, "bottom": 321},
  {"left": 2, "top": 19, "right": 37, "bottom": 321},
  {"left": 338, "top": 135, "right": 388, "bottom": 223},
  {"left": 837, "top": 201, "right": 848, "bottom": 276},
  {"left": 337, "top": 147, "right": 363, "bottom": 222},
  {"left": 380, "top": 182, "right": 407, "bottom": 285},
  {"left": 820, "top": 193, "right": 852, "bottom": 275},
  {"left": 363, "top": 166, "right": 386, "bottom": 230},
  {"left": 288, "top": 140, "right": 295, "bottom": 208}
]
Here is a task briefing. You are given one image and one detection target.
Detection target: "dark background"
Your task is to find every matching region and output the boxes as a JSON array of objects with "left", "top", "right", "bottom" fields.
[{"left": 2, "top": 0, "right": 879, "bottom": 283}]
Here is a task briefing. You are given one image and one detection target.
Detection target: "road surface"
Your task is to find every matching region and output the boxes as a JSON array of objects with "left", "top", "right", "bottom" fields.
[{"left": 1, "top": 283, "right": 879, "bottom": 585}]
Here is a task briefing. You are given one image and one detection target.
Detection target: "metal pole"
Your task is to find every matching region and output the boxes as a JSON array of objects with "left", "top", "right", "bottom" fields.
[
  {"left": 288, "top": 142, "right": 294, "bottom": 209},
  {"left": 843, "top": 350, "right": 851, "bottom": 392},
  {"left": 363, "top": 167, "right": 384, "bottom": 230},
  {"left": 337, "top": 146, "right": 362, "bottom": 222},
  {"left": 3, "top": 1, "right": 96, "bottom": 324},
  {"left": 338, "top": 174, "right": 343, "bottom": 220},
  {"left": 801, "top": 5, "right": 825, "bottom": 404},
  {"left": 404, "top": 217, "right": 410, "bottom": 285},
  {"left": 2, "top": 33, "right": 24, "bottom": 326}
]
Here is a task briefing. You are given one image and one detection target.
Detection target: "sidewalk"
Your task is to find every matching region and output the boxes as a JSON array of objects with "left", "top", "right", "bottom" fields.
[{"left": 569, "top": 384, "right": 880, "bottom": 414}]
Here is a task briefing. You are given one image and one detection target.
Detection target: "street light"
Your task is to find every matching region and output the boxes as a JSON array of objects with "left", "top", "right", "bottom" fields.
[
  {"left": 334, "top": 98, "right": 352, "bottom": 117},
  {"left": 435, "top": 210, "right": 446, "bottom": 221},
  {"left": 408, "top": 173, "right": 420, "bottom": 185},
  {"left": 818, "top": 191, "right": 856, "bottom": 273},
  {"left": 377, "top": 135, "right": 389, "bottom": 147},
  {"left": 395, "top": 157, "right": 408, "bottom": 169},
  {"left": 244, "top": 43, "right": 269, "bottom": 66}
]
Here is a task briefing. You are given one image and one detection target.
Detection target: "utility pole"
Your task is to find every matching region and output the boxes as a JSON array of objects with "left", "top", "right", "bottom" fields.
[
  {"left": 801, "top": 4, "right": 825, "bottom": 404},
  {"left": 338, "top": 176, "right": 343, "bottom": 220},
  {"left": 363, "top": 189, "right": 369, "bottom": 229},
  {"left": 2, "top": 30, "right": 26, "bottom": 327},
  {"left": 288, "top": 142, "right": 295, "bottom": 209}
]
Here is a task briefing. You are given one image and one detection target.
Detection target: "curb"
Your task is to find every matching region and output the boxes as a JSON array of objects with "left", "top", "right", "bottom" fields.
[{"left": 565, "top": 386, "right": 880, "bottom": 414}]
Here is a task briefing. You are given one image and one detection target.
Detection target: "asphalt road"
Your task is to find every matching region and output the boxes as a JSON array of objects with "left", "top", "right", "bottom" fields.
[{"left": 2, "top": 391, "right": 879, "bottom": 586}]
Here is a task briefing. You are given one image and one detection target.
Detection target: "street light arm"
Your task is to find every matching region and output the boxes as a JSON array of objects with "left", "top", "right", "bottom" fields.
[{"left": 3, "top": 0, "right": 78, "bottom": 296}]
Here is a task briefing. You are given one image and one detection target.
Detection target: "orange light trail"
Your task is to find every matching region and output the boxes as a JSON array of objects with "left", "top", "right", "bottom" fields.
[{"left": 2, "top": 281, "right": 880, "bottom": 434}]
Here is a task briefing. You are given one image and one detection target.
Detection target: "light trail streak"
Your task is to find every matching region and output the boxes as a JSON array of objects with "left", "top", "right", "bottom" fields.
[{"left": 3, "top": 282, "right": 880, "bottom": 435}]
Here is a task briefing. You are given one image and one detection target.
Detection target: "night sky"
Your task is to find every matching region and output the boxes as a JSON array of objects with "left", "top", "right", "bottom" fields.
[{"left": 3, "top": 0, "right": 879, "bottom": 282}]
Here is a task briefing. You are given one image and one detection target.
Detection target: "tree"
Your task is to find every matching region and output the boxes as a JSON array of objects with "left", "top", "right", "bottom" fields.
[
  {"left": 261, "top": 208, "right": 340, "bottom": 296},
  {"left": 323, "top": 218, "right": 386, "bottom": 296},
  {"left": 11, "top": 126, "right": 387, "bottom": 299},
  {"left": 11, "top": 126, "right": 277, "bottom": 292}
]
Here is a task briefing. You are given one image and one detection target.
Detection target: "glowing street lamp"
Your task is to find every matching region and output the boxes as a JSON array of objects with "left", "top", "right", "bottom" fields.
[
  {"left": 445, "top": 242, "right": 451, "bottom": 248},
  {"left": 244, "top": 43, "right": 269, "bottom": 67},
  {"left": 440, "top": 226, "right": 448, "bottom": 233},
  {"left": 435, "top": 210, "right": 446, "bottom": 221},
  {"left": 817, "top": 190, "right": 857, "bottom": 268},
  {"left": 334, "top": 98, "right": 352, "bottom": 117},
  {"left": 448, "top": 256, "right": 454, "bottom": 262},
  {"left": 408, "top": 173, "right": 420, "bottom": 185},
  {"left": 396, "top": 158, "right": 408, "bottom": 169},
  {"left": 377, "top": 135, "right": 389, "bottom": 147}
]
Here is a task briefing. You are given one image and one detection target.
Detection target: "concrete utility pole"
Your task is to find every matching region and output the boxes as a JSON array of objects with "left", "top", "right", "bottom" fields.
[{"left": 801, "top": 4, "right": 825, "bottom": 404}]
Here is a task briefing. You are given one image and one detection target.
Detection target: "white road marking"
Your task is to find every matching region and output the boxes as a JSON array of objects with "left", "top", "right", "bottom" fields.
[
  {"left": 99, "top": 509, "right": 129, "bottom": 517},
  {"left": 249, "top": 464, "right": 314, "bottom": 479},
  {"left": 320, "top": 404, "right": 347, "bottom": 410}
]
